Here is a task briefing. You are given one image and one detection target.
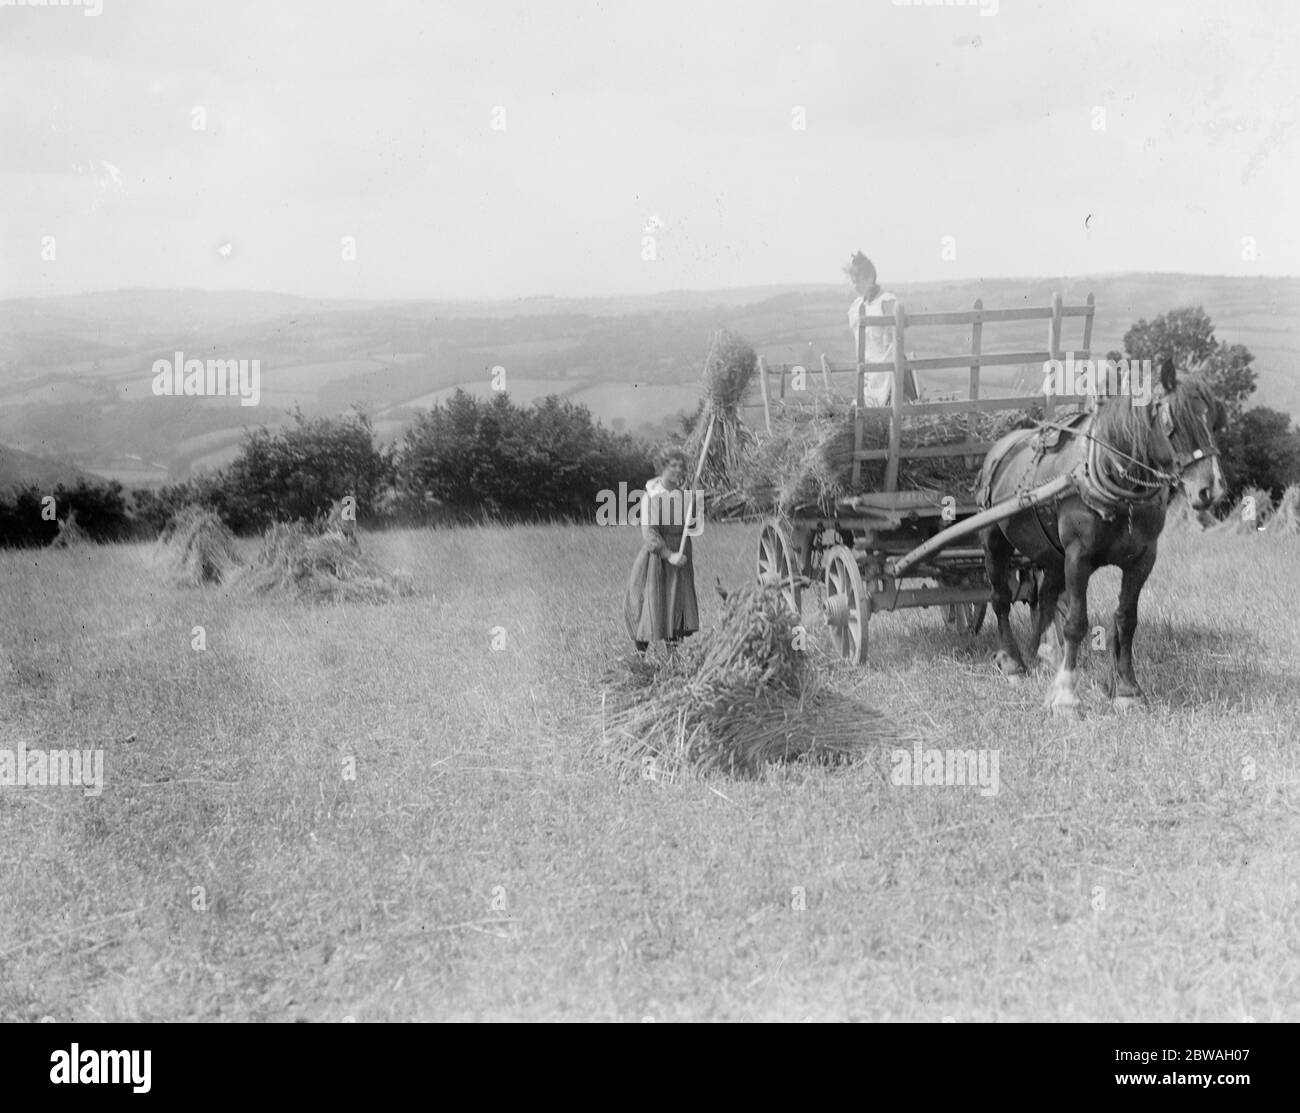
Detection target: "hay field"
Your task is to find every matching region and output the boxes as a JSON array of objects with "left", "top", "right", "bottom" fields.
[{"left": 0, "top": 523, "right": 1297, "bottom": 1021}]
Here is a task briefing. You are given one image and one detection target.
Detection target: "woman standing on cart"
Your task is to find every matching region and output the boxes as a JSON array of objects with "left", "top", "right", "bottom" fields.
[
  {"left": 846, "top": 252, "right": 919, "bottom": 405},
  {"left": 624, "top": 446, "right": 700, "bottom": 652}
]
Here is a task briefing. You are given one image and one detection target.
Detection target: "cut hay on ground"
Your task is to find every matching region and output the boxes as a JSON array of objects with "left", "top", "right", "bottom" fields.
[
  {"left": 597, "top": 582, "right": 907, "bottom": 780},
  {"left": 242, "top": 521, "right": 413, "bottom": 602},
  {"left": 155, "top": 507, "right": 241, "bottom": 585},
  {"left": 48, "top": 508, "right": 89, "bottom": 549},
  {"left": 730, "top": 399, "right": 1043, "bottom": 515},
  {"left": 1263, "top": 485, "right": 1300, "bottom": 534},
  {"left": 1212, "top": 487, "right": 1274, "bottom": 534}
]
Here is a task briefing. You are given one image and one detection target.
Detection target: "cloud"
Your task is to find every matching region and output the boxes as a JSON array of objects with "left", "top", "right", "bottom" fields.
[{"left": 1, "top": 0, "right": 1296, "bottom": 298}]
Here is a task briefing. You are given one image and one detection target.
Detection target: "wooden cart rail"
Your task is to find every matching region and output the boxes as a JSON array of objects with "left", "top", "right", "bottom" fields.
[{"left": 753, "top": 291, "right": 1096, "bottom": 489}]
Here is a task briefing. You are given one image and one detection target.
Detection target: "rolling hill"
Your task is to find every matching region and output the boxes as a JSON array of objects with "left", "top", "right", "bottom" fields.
[
  {"left": 0, "top": 275, "right": 1294, "bottom": 487},
  {"left": 0, "top": 443, "right": 87, "bottom": 494}
]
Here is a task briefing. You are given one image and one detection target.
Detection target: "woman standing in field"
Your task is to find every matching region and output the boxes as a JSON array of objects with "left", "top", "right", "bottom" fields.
[{"left": 624, "top": 446, "right": 700, "bottom": 651}]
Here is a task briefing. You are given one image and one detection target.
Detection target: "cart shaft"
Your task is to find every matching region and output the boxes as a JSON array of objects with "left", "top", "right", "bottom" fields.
[{"left": 887, "top": 473, "right": 1076, "bottom": 578}]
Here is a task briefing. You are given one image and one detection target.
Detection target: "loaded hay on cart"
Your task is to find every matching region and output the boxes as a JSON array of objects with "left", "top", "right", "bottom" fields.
[{"left": 734, "top": 401, "right": 1044, "bottom": 516}]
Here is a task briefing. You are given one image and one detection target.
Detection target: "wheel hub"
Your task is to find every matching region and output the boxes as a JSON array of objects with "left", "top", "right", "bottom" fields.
[{"left": 825, "top": 592, "right": 850, "bottom": 628}]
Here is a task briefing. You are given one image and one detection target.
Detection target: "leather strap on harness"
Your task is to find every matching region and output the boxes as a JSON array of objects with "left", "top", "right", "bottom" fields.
[{"left": 1030, "top": 497, "right": 1067, "bottom": 556}]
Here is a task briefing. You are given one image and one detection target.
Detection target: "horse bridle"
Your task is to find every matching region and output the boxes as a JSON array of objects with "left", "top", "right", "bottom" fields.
[
  {"left": 1079, "top": 394, "right": 1182, "bottom": 504},
  {"left": 1168, "top": 407, "right": 1221, "bottom": 482}
]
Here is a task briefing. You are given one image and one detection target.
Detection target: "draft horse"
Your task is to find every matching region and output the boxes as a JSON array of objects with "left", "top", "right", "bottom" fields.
[{"left": 977, "top": 359, "right": 1225, "bottom": 717}]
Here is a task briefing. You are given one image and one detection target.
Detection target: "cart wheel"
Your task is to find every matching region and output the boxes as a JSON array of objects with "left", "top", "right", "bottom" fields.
[
  {"left": 756, "top": 520, "right": 802, "bottom": 616},
  {"left": 943, "top": 601, "right": 987, "bottom": 634},
  {"left": 823, "top": 545, "right": 870, "bottom": 664}
]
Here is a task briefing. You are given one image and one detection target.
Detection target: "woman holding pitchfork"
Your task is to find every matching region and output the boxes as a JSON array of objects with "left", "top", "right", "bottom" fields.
[{"left": 623, "top": 445, "right": 702, "bottom": 651}]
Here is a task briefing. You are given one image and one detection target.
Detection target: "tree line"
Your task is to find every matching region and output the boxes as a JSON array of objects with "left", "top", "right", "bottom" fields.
[
  {"left": 1, "top": 306, "right": 1297, "bottom": 548},
  {"left": 0, "top": 392, "right": 657, "bottom": 546}
]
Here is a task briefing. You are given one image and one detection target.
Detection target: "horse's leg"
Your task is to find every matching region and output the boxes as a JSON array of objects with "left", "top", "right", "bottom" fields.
[
  {"left": 1045, "top": 545, "right": 1093, "bottom": 718},
  {"left": 1027, "top": 561, "right": 1066, "bottom": 672},
  {"left": 1109, "top": 547, "right": 1157, "bottom": 710},
  {"left": 984, "top": 526, "right": 1027, "bottom": 680}
]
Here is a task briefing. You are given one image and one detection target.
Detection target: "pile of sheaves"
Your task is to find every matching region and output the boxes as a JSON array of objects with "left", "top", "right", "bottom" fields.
[{"left": 597, "top": 582, "right": 908, "bottom": 781}]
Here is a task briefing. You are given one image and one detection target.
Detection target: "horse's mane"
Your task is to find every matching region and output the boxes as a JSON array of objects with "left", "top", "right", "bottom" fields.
[
  {"left": 1091, "top": 392, "right": 1164, "bottom": 461},
  {"left": 1168, "top": 376, "right": 1219, "bottom": 434}
]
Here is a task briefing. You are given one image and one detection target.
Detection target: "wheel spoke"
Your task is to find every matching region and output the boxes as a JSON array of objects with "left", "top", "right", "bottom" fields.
[
  {"left": 756, "top": 521, "right": 802, "bottom": 617},
  {"left": 823, "top": 547, "right": 869, "bottom": 664}
]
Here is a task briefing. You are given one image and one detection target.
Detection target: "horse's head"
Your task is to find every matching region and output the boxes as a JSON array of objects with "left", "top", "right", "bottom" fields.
[{"left": 1163, "top": 360, "right": 1228, "bottom": 511}]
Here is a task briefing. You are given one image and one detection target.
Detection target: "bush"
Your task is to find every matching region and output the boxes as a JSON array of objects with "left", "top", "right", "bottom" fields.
[
  {"left": 128, "top": 410, "right": 394, "bottom": 537},
  {"left": 220, "top": 408, "right": 393, "bottom": 532},
  {"left": 1215, "top": 406, "right": 1300, "bottom": 503},
  {"left": 117, "top": 394, "right": 656, "bottom": 538},
  {"left": 0, "top": 478, "right": 130, "bottom": 548},
  {"left": 395, "top": 389, "right": 655, "bottom": 522}
]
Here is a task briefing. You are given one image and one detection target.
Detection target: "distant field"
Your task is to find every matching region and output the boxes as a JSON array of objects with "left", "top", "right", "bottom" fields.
[
  {"left": 4, "top": 382, "right": 97, "bottom": 407},
  {"left": 0, "top": 275, "right": 1295, "bottom": 487},
  {"left": 182, "top": 444, "right": 246, "bottom": 476},
  {"left": 172, "top": 428, "right": 255, "bottom": 456},
  {"left": 397, "top": 378, "right": 581, "bottom": 411},
  {"left": 261, "top": 360, "right": 388, "bottom": 393},
  {"left": 361, "top": 352, "right": 428, "bottom": 364},
  {"left": 566, "top": 382, "right": 701, "bottom": 427},
  {"left": 465, "top": 337, "right": 587, "bottom": 362},
  {"left": 84, "top": 465, "right": 170, "bottom": 487},
  {"left": 1, "top": 522, "right": 1296, "bottom": 1020}
]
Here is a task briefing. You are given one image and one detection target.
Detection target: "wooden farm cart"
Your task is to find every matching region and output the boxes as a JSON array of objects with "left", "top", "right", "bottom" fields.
[{"left": 754, "top": 293, "right": 1096, "bottom": 664}]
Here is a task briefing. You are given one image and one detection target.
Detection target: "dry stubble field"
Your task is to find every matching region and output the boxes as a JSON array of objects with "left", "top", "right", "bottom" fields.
[{"left": 0, "top": 521, "right": 1297, "bottom": 1021}]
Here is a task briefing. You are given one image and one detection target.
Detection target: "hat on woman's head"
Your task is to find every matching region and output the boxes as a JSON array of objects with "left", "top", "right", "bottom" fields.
[{"left": 845, "top": 252, "right": 876, "bottom": 283}]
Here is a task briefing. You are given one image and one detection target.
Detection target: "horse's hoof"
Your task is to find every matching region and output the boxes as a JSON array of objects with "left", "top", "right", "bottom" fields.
[
  {"left": 994, "top": 650, "right": 1026, "bottom": 679},
  {"left": 1113, "top": 695, "right": 1143, "bottom": 712},
  {"left": 1045, "top": 684, "right": 1081, "bottom": 717}
]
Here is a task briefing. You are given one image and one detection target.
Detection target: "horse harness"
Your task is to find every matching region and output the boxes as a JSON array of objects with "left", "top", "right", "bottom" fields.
[
  {"left": 1014, "top": 417, "right": 1083, "bottom": 557},
  {"left": 1002, "top": 406, "right": 1181, "bottom": 556}
]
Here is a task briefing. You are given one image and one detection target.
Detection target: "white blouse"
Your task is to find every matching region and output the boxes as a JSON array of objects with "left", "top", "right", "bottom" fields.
[{"left": 847, "top": 290, "right": 899, "bottom": 405}]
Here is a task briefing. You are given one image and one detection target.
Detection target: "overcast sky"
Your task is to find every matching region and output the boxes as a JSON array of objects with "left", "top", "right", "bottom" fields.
[{"left": 1, "top": 0, "right": 1296, "bottom": 300}]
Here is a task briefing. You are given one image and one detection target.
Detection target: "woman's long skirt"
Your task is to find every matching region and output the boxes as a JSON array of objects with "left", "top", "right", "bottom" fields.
[{"left": 623, "top": 536, "right": 699, "bottom": 644}]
